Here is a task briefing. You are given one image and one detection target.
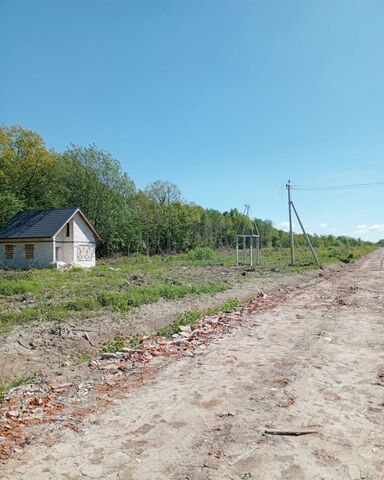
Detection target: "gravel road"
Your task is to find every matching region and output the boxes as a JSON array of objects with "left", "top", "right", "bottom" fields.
[{"left": 3, "top": 249, "right": 384, "bottom": 479}]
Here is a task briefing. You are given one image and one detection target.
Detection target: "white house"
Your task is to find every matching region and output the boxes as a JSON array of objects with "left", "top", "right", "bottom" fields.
[{"left": 0, "top": 207, "right": 100, "bottom": 269}]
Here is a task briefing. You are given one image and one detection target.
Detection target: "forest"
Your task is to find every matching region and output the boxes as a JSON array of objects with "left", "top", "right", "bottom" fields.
[{"left": 0, "top": 125, "right": 371, "bottom": 256}]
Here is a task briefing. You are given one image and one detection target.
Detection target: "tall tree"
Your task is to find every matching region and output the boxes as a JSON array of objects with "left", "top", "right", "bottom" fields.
[
  {"left": 0, "top": 125, "right": 63, "bottom": 224},
  {"left": 62, "top": 145, "right": 135, "bottom": 254}
]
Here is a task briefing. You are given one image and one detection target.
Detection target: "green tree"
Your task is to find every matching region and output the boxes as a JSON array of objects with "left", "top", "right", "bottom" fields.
[
  {"left": 0, "top": 125, "right": 62, "bottom": 220},
  {"left": 62, "top": 145, "right": 135, "bottom": 254}
]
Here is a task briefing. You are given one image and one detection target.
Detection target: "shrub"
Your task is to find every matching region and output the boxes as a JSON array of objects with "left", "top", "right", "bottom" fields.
[
  {"left": 341, "top": 252, "right": 354, "bottom": 264},
  {"left": 182, "top": 247, "right": 218, "bottom": 262}
]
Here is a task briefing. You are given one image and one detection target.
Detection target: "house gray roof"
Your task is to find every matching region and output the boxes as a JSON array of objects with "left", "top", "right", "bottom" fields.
[{"left": 0, "top": 207, "right": 86, "bottom": 240}]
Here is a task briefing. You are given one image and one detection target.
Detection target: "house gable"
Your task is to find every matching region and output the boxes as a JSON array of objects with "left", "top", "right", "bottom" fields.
[{"left": 54, "top": 212, "right": 96, "bottom": 267}]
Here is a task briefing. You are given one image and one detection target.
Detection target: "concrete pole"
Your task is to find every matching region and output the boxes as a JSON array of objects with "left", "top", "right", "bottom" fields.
[
  {"left": 290, "top": 201, "right": 320, "bottom": 266},
  {"left": 287, "top": 180, "right": 295, "bottom": 265}
]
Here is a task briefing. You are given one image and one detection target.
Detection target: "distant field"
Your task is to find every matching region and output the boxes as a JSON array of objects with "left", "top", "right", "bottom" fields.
[{"left": 0, "top": 244, "right": 377, "bottom": 334}]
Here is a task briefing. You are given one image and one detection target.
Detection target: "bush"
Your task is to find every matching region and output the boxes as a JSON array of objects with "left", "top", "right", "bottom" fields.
[
  {"left": 340, "top": 253, "right": 354, "bottom": 264},
  {"left": 182, "top": 247, "right": 218, "bottom": 262}
]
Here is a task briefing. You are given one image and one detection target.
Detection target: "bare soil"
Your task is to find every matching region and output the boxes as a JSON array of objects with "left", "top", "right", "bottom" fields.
[
  {"left": 2, "top": 250, "right": 384, "bottom": 479},
  {"left": 0, "top": 266, "right": 331, "bottom": 382}
]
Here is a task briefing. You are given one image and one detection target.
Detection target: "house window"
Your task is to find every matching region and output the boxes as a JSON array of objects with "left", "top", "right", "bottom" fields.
[
  {"left": 25, "top": 244, "right": 34, "bottom": 260},
  {"left": 66, "top": 222, "right": 70, "bottom": 237},
  {"left": 5, "top": 245, "right": 14, "bottom": 259}
]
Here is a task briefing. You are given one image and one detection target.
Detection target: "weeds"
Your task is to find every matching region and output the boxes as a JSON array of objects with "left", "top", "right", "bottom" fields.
[
  {"left": 96, "top": 283, "right": 228, "bottom": 312},
  {"left": 0, "top": 283, "right": 28, "bottom": 296},
  {"left": 100, "top": 336, "right": 126, "bottom": 353},
  {"left": 128, "top": 336, "right": 140, "bottom": 348},
  {"left": 0, "top": 245, "right": 377, "bottom": 334},
  {"left": 77, "top": 353, "right": 91, "bottom": 365},
  {"left": 180, "top": 247, "right": 219, "bottom": 262},
  {"left": 64, "top": 299, "right": 98, "bottom": 311}
]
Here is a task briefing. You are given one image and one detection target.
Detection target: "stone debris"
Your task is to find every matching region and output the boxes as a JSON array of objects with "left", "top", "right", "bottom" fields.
[
  {"left": 0, "top": 293, "right": 282, "bottom": 461},
  {"left": 179, "top": 325, "right": 192, "bottom": 333},
  {"left": 217, "top": 411, "right": 236, "bottom": 418},
  {"left": 5, "top": 384, "right": 45, "bottom": 400},
  {"left": 99, "top": 353, "right": 119, "bottom": 360}
]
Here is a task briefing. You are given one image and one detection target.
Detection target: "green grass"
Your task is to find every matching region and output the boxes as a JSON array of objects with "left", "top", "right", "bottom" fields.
[
  {"left": 0, "top": 244, "right": 377, "bottom": 335},
  {"left": 63, "top": 298, "right": 98, "bottom": 311},
  {"left": 100, "top": 336, "right": 126, "bottom": 353},
  {"left": 77, "top": 353, "right": 91, "bottom": 365},
  {"left": 127, "top": 336, "right": 141, "bottom": 348},
  {"left": 253, "top": 244, "right": 378, "bottom": 272},
  {"left": 0, "top": 282, "right": 29, "bottom": 296},
  {"left": 156, "top": 299, "right": 240, "bottom": 338},
  {"left": 180, "top": 247, "right": 220, "bottom": 262},
  {"left": 96, "top": 283, "right": 228, "bottom": 312}
]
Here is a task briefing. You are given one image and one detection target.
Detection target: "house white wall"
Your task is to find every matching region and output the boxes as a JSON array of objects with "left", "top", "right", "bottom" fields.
[
  {"left": 54, "top": 218, "right": 74, "bottom": 264},
  {"left": 54, "top": 212, "right": 96, "bottom": 268},
  {"left": 0, "top": 241, "right": 53, "bottom": 269}
]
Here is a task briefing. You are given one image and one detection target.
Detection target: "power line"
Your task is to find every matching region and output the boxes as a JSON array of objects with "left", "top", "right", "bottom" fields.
[{"left": 291, "top": 180, "right": 384, "bottom": 191}]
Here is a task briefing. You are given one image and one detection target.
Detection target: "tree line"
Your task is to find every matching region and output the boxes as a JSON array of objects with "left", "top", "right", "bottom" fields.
[{"left": 0, "top": 125, "right": 371, "bottom": 256}]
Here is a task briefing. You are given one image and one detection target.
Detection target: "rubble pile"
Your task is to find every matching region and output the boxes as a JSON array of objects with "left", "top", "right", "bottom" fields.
[
  {"left": 0, "top": 292, "right": 280, "bottom": 461},
  {"left": 92, "top": 310, "right": 241, "bottom": 369},
  {"left": 0, "top": 383, "right": 66, "bottom": 459}
]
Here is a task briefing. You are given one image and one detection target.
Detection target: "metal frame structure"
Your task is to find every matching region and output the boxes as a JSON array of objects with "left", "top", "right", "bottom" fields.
[
  {"left": 235, "top": 205, "right": 260, "bottom": 266},
  {"left": 235, "top": 234, "right": 260, "bottom": 266}
]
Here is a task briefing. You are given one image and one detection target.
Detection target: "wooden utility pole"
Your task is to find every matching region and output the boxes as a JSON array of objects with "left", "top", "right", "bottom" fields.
[{"left": 286, "top": 180, "right": 295, "bottom": 265}]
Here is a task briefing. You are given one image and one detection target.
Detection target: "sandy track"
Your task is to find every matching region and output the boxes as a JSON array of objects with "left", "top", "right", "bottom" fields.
[{"left": 2, "top": 250, "right": 384, "bottom": 479}]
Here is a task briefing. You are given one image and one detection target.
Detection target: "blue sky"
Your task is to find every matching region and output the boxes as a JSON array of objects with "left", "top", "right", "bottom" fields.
[{"left": 1, "top": 0, "right": 384, "bottom": 240}]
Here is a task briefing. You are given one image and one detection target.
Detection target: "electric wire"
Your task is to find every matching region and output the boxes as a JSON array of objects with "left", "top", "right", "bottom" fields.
[{"left": 291, "top": 181, "right": 384, "bottom": 191}]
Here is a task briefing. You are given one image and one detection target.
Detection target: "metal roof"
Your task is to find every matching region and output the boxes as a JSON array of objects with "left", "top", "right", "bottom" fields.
[{"left": 0, "top": 207, "right": 83, "bottom": 240}]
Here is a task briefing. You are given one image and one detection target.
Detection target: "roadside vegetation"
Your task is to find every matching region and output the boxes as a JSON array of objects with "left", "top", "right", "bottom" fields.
[
  {"left": 0, "top": 244, "right": 377, "bottom": 335},
  {"left": 156, "top": 299, "right": 240, "bottom": 339},
  {"left": 0, "top": 125, "right": 378, "bottom": 335},
  {"left": 0, "top": 126, "right": 380, "bottom": 401}
]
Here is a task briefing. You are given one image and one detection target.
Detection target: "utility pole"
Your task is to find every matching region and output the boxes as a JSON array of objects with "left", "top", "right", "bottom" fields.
[
  {"left": 286, "top": 180, "right": 295, "bottom": 265},
  {"left": 290, "top": 202, "right": 320, "bottom": 266}
]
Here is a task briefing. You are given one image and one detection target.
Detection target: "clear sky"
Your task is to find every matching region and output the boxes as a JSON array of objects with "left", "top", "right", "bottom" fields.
[{"left": 1, "top": 0, "right": 384, "bottom": 241}]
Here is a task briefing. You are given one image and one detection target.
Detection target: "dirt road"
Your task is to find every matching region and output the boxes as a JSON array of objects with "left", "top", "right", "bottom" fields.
[{"left": 3, "top": 250, "right": 384, "bottom": 479}]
